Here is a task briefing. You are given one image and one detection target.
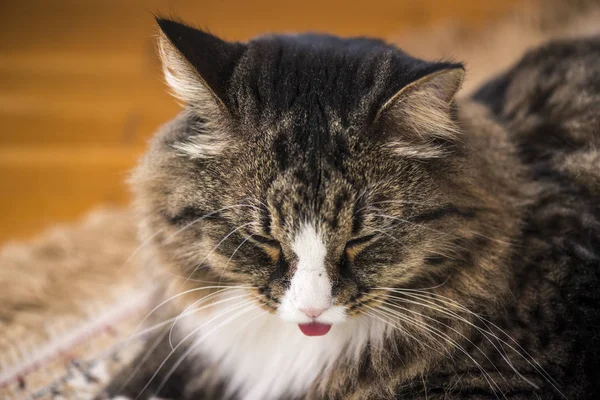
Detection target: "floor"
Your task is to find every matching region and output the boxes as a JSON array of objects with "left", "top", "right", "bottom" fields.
[{"left": 0, "top": 0, "right": 518, "bottom": 242}]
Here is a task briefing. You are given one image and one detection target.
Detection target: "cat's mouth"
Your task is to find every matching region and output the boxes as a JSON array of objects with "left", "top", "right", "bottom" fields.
[{"left": 298, "top": 322, "right": 332, "bottom": 336}]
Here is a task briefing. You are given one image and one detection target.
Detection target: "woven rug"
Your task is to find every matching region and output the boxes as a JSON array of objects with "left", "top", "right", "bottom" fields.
[
  {"left": 0, "top": 209, "right": 153, "bottom": 399},
  {"left": 2, "top": 1, "right": 600, "bottom": 398}
]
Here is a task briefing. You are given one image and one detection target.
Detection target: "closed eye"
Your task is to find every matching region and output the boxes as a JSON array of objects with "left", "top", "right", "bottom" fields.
[
  {"left": 252, "top": 234, "right": 282, "bottom": 262},
  {"left": 345, "top": 234, "right": 377, "bottom": 248},
  {"left": 253, "top": 234, "right": 280, "bottom": 247},
  {"left": 345, "top": 234, "right": 377, "bottom": 261}
]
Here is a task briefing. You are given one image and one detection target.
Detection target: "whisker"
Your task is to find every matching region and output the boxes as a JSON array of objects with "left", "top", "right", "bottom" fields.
[
  {"left": 370, "top": 228, "right": 408, "bottom": 250},
  {"left": 386, "top": 293, "right": 535, "bottom": 387},
  {"left": 362, "top": 304, "right": 447, "bottom": 357},
  {"left": 373, "top": 213, "right": 516, "bottom": 247},
  {"left": 117, "top": 328, "right": 169, "bottom": 394},
  {"left": 128, "top": 285, "right": 254, "bottom": 350},
  {"left": 116, "top": 289, "right": 250, "bottom": 392},
  {"left": 372, "top": 304, "right": 504, "bottom": 399},
  {"left": 122, "top": 228, "right": 166, "bottom": 268},
  {"left": 157, "top": 304, "right": 265, "bottom": 395},
  {"left": 353, "top": 186, "right": 377, "bottom": 212},
  {"left": 134, "top": 301, "right": 254, "bottom": 400},
  {"left": 371, "top": 303, "right": 503, "bottom": 399},
  {"left": 251, "top": 199, "right": 269, "bottom": 212},
  {"left": 184, "top": 222, "right": 254, "bottom": 283},
  {"left": 382, "top": 298, "right": 510, "bottom": 390},
  {"left": 168, "top": 291, "right": 250, "bottom": 349},
  {"left": 380, "top": 288, "right": 559, "bottom": 383},
  {"left": 372, "top": 279, "right": 450, "bottom": 293},
  {"left": 160, "top": 270, "right": 253, "bottom": 285},
  {"left": 121, "top": 204, "right": 261, "bottom": 270},
  {"left": 380, "top": 288, "right": 563, "bottom": 396},
  {"left": 354, "top": 199, "right": 445, "bottom": 215},
  {"left": 217, "top": 233, "right": 255, "bottom": 287}
]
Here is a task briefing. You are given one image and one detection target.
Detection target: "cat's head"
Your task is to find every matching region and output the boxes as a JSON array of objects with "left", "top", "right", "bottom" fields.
[{"left": 134, "top": 19, "right": 513, "bottom": 336}]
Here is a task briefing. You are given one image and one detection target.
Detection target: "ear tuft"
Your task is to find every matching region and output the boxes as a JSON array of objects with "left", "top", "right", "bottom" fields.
[
  {"left": 156, "top": 18, "right": 245, "bottom": 115},
  {"left": 156, "top": 19, "right": 246, "bottom": 159},
  {"left": 157, "top": 30, "right": 210, "bottom": 106},
  {"left": 378, "top": 67, "right": 465, "bottom": 159}
]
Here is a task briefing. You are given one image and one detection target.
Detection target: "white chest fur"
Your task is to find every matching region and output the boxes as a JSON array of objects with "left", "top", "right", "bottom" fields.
[{"left": 176, "top": 291, "right": 389, "bottom": 400}]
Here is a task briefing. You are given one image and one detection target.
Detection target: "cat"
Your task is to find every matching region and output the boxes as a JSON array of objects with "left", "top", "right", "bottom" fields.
[{"left": 98, "top": 18, "right": 600, "bottom": 400}]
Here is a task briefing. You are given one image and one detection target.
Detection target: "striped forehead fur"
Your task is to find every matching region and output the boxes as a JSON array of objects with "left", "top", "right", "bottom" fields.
[
  {"left": 129, "top": 21, "right": 518, "bottom": 397},
  {"left": 157, "top": 21, "right": 466, "bottom": 161},
  {"left": 100, "top": 15, "right": 600, "bottom": 400}
]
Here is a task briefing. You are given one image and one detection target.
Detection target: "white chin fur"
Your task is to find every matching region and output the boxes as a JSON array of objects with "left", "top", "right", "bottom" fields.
[
  {"left": 174, "top": 222, "right": 386, "bottom": 399},
  {"left": 176, "top": 289, "right": 390, "bottom": 400}
]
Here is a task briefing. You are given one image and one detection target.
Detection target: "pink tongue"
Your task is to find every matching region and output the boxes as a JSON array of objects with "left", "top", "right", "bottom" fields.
[{"left": 298, "top": 322, "right": 332, "bottom": 336}]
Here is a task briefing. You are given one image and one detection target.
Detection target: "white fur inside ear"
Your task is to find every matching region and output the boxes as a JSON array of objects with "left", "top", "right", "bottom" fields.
[
  {"left": 158, "top": 33, "right": 230, "bottom": 159},
  {"left": 384, "top": 141, "right": 448, "bottom": 159},
  {"left": 158, "top": 33, "right": 222, "bottom": 118},
  {"left": 172, "top": 132, "right": 229, "bottom": 159},
  {"left": 379, "top": 68, "right": 464, "bottom": 158}
]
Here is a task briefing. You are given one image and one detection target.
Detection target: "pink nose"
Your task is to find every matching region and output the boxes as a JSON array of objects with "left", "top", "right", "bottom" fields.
[{"left": 299, "top": 308, "right": 328, "bottom": 318}]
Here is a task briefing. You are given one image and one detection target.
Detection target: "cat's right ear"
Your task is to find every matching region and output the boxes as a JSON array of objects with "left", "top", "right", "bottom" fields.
[{"left": 156, "top": 18, "right": 245, "bottom": 117}]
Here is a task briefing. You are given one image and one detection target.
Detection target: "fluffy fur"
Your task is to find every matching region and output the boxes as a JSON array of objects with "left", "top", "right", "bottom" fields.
[
  {"left": 97, "top": 13, "right": 600, "bottom": 400},
  {"left": 3, "top": 1, "right": 599, "bottom": 399},
  {"left": 176, "top": 291, "right": 389, "bottom": 400}
]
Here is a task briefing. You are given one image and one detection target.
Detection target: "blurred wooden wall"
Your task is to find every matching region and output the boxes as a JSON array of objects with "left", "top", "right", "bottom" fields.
[{"left": 0, "top": 0, "right": 518, "bottom": 242}]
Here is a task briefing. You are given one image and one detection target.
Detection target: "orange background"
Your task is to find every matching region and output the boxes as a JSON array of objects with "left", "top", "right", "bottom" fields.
[{"left": 0, "top": 0, "right": 518, "bottom": 242}]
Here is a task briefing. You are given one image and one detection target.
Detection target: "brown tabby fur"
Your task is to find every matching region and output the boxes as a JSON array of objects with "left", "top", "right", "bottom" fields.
[
  {"left": 4, "top": 3, "right": 600, "bottom": 399},
  {"left": 2, "top": 0, "right": 597, "bottom": 348},
  {"left": 102, "top": 6, "right": 600, "bottom": 400}
]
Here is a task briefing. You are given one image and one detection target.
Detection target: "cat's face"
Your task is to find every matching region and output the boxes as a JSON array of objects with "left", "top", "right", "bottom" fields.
[{"left": 135, "top": 19, "right": 473, "bottom": 334}]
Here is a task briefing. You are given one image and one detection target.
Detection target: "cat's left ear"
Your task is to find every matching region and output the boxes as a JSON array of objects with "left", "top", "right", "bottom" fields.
[
  {"left": 156, "top": 18, "right": 246, "bottom": 118},
  {"left": 376, "top": 66, "right": 465, "bottom": 158}
]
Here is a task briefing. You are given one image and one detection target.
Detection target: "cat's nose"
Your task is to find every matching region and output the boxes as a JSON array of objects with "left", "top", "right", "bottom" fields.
[{"left": 299, "top": 307, "right": 328, "bottom": 318}]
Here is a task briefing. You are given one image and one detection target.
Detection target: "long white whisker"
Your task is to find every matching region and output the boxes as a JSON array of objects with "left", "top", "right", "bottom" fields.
[
  {"left": 385, "top": 292, "right": 540, "bottom": 390},
  {"left": 378, "top": 288, "right": 562, "bottom": 396},
  {"left": 251, "top": 199, "right": 269, "bottom": 212},
  {"left": 134, "top": 301, "right": 253, "bottom": 400},
  {"left": 377, "top": 288, "right": 560, "bottom": 387},
  {"left": 184, "top": 222, "right": 253, "bottom": 284},
  {"left": 157, "top": 304, "right": 265, "bottom": 395},
  {"left": 122, "top": 204, "right": 260, "bottom": 270},
  {"left": 373, "top": 213, "right": 515, "bottom": 246},
  {"left": 217, "top": 234, "right": 255, "bottom": 287},
  {"left": 115, "top": 289, "right": 250, "bottom": 392},
  {"left": 363, "top": 304, "right": 447, "bottom": 357},
  {"left": 122, "top": 228, "right": 166, "bottom": 267},
  {"left": 128, "top": 285, "right": 254, "bottom": 351},
  {"left": 118, "top": 328, "right": 170, "bottom": 394},
  {"left": 354, "top": 199, "right": 441, "bottom": 215},
  {"left": 373, "top": 304, "right": 504, "bottom": 399},
  {"left": 382, "top": 298, "right": 510, "bottom": 391},
  {"left": 370, "top": 228, "right": 408, "bottom": 250},
  {"left": 168, "top": 291, "right": 250, "bottom": 349}
]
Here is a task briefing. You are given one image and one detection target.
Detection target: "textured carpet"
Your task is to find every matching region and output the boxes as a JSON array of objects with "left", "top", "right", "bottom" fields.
[
  {"left": 0, "top": 209, "right": 152, "bottom": 399},
  {"left": 1, "top": 1, "right": 599, "bottom": 398}
]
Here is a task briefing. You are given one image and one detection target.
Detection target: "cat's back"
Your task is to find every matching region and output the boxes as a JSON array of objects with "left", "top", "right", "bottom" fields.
[
  {"left": 472, "top": 36, "right": 600, "bottom": 398},
  {"left": 472, "top": 35, "right": 600, "bottom": 129},
  {"left": 473, "top": 36, "right": 600, "bottom": 193}
]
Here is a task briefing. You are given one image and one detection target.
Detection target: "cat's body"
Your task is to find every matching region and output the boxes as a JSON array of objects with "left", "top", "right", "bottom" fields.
[{"left": 100, "top": 21, "right": 600, "bottom": 400}]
